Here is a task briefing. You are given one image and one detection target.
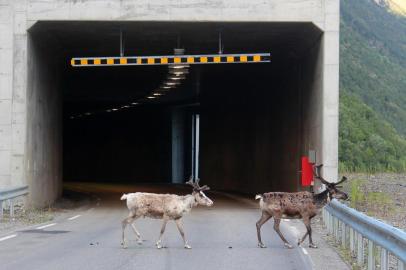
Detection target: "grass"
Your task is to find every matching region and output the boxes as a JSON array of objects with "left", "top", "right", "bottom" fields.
[
  {"left": 348, "top": 178, "right": 396, "bottom": 217},
  {"left": 0, "top": 207, "right": 54, "bottom": 225},
  {"left": 350, "top": 179, "right": 365, "bottom": 209}
]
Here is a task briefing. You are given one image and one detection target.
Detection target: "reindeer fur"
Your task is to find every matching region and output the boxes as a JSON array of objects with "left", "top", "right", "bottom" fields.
[
  {"left": 120, "top": 180, "right": 213, "bottom": 249},
  {"left": 255, "top": 165, "right": 348, "bottom": 249}
]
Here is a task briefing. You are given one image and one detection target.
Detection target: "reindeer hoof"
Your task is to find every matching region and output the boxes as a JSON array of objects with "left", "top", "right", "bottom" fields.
[
  {"left": 156, "top": 241, "right": 163, "bottom": 249},
  {"left": 121, "top": 242, "right": 128, "bottom": 249},
  {"left": 309, "top": 243, "right": 318, "bottom": 248},
  {"left": 258, "top": 243, "right": 267, "bottom": 248},
  {"left": 284, "top": 243, "right": 293, "bottom": 249},
  {"left": 184, "top": 244, "right": 192, "bottom": 249},
  {"left": 137, "top": 239, "right": 143, "bottom": 245}
]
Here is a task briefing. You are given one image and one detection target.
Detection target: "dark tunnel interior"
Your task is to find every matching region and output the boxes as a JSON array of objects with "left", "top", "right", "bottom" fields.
[{"left": 27, "top": 21, "right": 323, "bottom": 197}]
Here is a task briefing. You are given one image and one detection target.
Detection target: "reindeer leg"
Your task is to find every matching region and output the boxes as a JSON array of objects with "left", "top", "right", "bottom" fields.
[
  {"left": 307, "top": 219, "right": 317, "bottom": 248},
  {"left": 297, "top": 231, "right": 309, "bottom": 246},
  {"left": 298, "top": 216, "right": 310, "bottom": 246},
  {"left": 175, "top": 218, "right": 191, "bottom": 249},
  {"left": 256, "top": 211, "right": 272, "bottom": 248},
  {"left": 121, "top": 214, "right": 136, "bottom": 248},
  {"left": 130, "top": 218, "right": 143, "bottom": 245},
  {"left": 156, "top": 217, "right": 169, "bottom": 249},
  {"left": 273, "top": 217, "right": 293, "bottom": 249}
]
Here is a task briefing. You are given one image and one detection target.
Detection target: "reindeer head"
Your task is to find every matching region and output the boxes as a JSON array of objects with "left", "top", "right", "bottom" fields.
[
  {"left": 186, "top": 176, "right": 214, "bottom": 207},
  {"left": 313, "top": 164, "right": 349, "bottom": 201}
]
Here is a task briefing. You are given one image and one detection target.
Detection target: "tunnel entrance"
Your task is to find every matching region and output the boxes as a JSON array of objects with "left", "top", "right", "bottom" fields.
[{"left": 26, "top": 21, "right": 323, "bottom": 205}]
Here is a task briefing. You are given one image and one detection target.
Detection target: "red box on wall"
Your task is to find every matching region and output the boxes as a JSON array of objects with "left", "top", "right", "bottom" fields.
[{"left": 301, "top": 156, "right": 314, "bottom": 186}]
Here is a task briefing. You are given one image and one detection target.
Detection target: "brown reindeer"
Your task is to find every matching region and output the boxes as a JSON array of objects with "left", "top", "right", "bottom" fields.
[
  {"left": 255, "top": 164, "right": 348, "bottom": 249},
  {"left": 120, "top": 177, "right": 213, "bottom": 249}
]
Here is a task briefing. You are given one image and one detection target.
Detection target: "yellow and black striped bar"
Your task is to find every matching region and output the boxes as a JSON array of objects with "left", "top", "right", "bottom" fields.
[{"left": 70, "top": 53, "right": 271, "bottom": 67}]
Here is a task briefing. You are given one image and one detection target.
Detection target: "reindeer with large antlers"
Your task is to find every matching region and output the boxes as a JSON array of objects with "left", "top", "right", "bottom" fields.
[
  {"left": 255, "top": 164, "right": 348, "bottom": 249},
  {"left": 120, "top": 177, "right": 213, "bottom": 249}
]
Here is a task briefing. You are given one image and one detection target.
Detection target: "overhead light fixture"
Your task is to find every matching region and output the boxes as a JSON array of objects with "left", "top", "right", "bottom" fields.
[
  {"left": 106, "top": 109, "right": 112, "bottom": 112},
  {"left": 168, "top": 75, "right": 186, "bottom": 80},
  {"left": 153, "top": 93, "right": 163, "bottom": 96},
  {"left": 164, "top": 81, "right": 180, "bottom": 86},
  {"left": 169, "top": 70, "right": 189, "bottom": 75},
  {"left": 147, "top": 96, "right": 156, "bottom": 99},
  {"left": 112, "top": 108, "right": 118, "bottom": 111},
  {"left": 169, "top": 65, "right": 189, "bottom": 69},
  {"left": 131, "top": 102, "right": 139, "bottom": 105}
]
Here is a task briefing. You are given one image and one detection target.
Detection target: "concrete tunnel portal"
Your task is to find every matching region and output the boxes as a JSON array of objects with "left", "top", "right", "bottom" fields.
[{"left": 26, "top": 21, "right": 324, "bottom": 206}]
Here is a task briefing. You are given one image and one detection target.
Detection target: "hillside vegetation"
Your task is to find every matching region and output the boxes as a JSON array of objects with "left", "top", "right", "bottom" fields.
[
  {"left": 339, "top": 93, "right": 406, "bottom": 172},
  {"left": 339, "top": 0, "right": 406, "bottom": 172}
]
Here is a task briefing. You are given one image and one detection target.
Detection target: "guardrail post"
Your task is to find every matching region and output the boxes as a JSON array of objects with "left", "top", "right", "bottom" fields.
[
  {"left": 334, "top": 217, "right": 339, "bottom": 241},
  {"left": 341, "top": 222, "right": 346, "bottom": 248},
  {"left": 357, "top": 232, "right": 364, "bottom": 266},
  {"left": 323, "top": 209, "right": 328, "bottom": 230},
  {"left": 0, "top": 200, "right": 3, "bottom": 219},
  {"left": 329, "top": 213, "right": 333, "bottom": 234},
  {"left": 9, "top": 199, "right": 14, "bottom": 218},
  {"left": 380, "top": 248, "right": 388, "bottom": 270},
  {"left": 399, "top": 260, "right": 405, "bottom": 270},
  {"left": 326, "top": 200, "right": 406, "bottom": 269},
  {"left": 350, "top": 228, "right": 355, "bottom": 255},
  {"left": 368, "top": 239, "right": 375, "bottom": 270}
]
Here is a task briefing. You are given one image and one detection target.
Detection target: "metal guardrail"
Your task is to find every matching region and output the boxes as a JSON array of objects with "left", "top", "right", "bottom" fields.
[
  {"left": 0, "top": 186, "right": 29, "bottom": 219},
  {"left": 323, "top": 199, "right": 406, "bottom": 270}
]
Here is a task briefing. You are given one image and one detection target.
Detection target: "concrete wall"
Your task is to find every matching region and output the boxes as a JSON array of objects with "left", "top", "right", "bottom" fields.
[
  {"left": 0, "top": 0, "right": 339, "bottom": 206},
  {"left": 0, "top": 2, "right": 27, "bottom": 191},
  {"left": 25, "top": 33, "right": 63, "bottom": 207},
  {"left": 300, "top": 36, "right": 325, "bottom": 192}
]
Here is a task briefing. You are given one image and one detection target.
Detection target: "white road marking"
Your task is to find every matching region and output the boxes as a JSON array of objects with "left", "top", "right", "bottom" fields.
[
  {"left": 36, "top": 223, "right": 57, "bottom": 230},
  {"left": 0, "top": 234, "right": 17, "bottom": 242},
  {"left": 68, "top": 215, "right": 81, "bottom": 221},
  {"left": 301, "top": 247, "right": 309, "bottom": 255}
]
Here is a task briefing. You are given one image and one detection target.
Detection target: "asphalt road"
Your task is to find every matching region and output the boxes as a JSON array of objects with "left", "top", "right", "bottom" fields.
[{"left": 0, "top": 184, "right": 313, "bottom": 270}]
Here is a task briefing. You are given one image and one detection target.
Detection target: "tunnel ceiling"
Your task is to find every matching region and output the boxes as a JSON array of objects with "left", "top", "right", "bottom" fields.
[
  {"left": 28, "top": 21, "right": 322, "bottom": 116},
  {"left": 30, "top": 21, "right": 321, "bottom": 56}
]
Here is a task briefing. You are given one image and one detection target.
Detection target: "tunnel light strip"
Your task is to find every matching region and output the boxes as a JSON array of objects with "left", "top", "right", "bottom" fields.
[{"left": 70, "top": 53, "right": 271, "bottom": 67}]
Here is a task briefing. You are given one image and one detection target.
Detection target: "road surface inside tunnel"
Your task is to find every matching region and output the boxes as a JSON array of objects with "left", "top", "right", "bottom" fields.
[{"left": 0, "top": 184, "right": 313, "bottom": 270}]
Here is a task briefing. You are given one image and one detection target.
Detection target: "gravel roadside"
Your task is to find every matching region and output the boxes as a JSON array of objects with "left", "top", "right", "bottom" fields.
[
  {"left": 0, "top": 190, "right": 94, "bottom": 235},
  {"left": 341, "top": 173, "right": 406, "bottom": 230}
]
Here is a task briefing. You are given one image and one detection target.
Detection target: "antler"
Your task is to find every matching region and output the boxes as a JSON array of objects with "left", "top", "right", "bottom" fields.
[
  {"left": 186, "top": 176, "right": 198, "bottom": 189},
  {"left": 312, "top": 164, "right": 348, "bottom": 186},
  {"left": 312, "top": 164, "right": 330, "bottom": 185},
  {"left": 334, "top": 176, "right": 348, "bottom": 186},
  {"left": 186, "top": 176, "right": 210, "bottom": 192}
]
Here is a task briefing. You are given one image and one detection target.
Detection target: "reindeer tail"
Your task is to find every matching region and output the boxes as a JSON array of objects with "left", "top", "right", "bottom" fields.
[
  {"left": 255, "top": 194, "right": 263, "bottom": 200},
  {"left": 120, "top": 194, "right": 128, "bottom": 201}
]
